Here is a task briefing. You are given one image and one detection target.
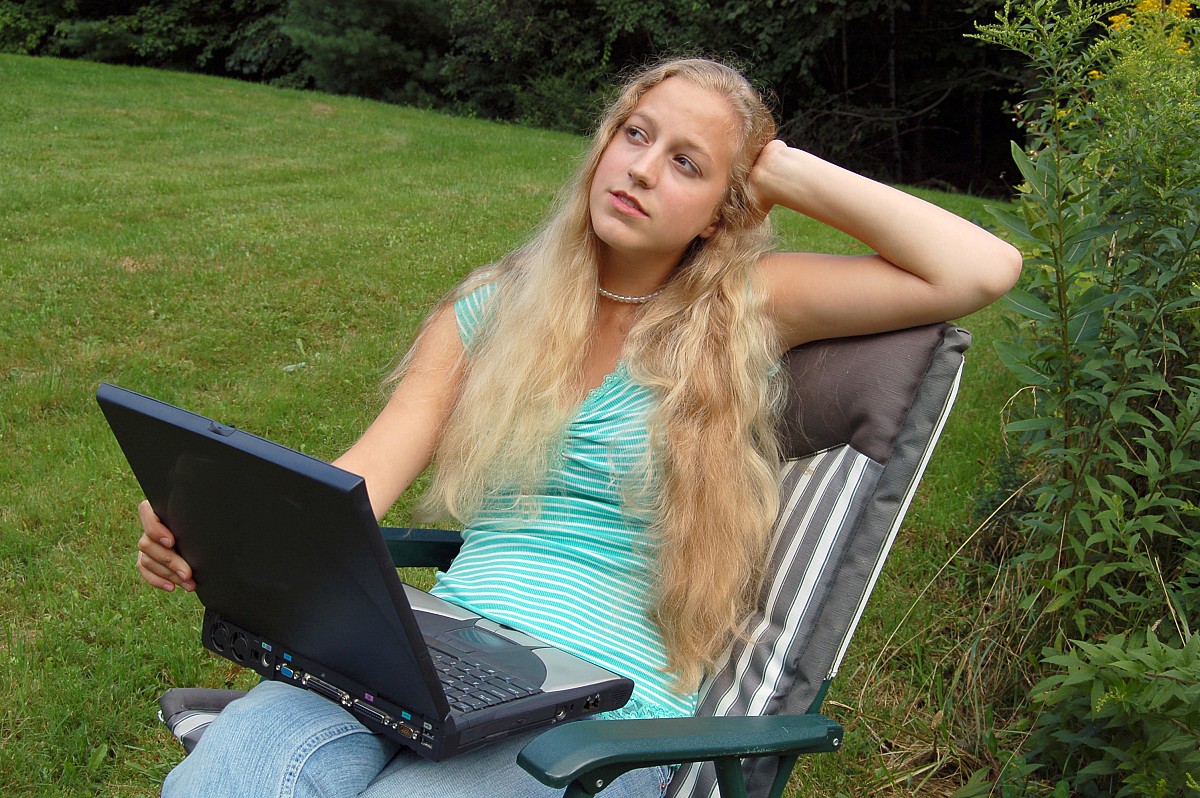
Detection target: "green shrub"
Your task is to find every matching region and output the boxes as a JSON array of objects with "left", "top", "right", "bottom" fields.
[
  {"left": 280, "top": 0, "right": 449, "bottom": 104},
  {"left": 1034, "top": 631, "right": 1200, "bottom": 797},
  {"left": 971, "top": 0, "right": 1200, "bottom": 793},
  {"left": 0, "top": 0, "right": 305, "bottom": 83},
  {"left": 0, "top": 0, "right": 57, "bottom": 54}
]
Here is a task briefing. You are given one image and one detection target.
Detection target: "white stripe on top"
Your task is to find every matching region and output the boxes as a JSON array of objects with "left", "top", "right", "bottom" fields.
[{"left": 429, "top": 283, "right": 695, "bottom": 720}]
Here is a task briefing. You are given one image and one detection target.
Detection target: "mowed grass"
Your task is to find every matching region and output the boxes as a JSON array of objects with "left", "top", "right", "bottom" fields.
[{"left": 0, "top": 54, "right": 1019, "bottom": 796}]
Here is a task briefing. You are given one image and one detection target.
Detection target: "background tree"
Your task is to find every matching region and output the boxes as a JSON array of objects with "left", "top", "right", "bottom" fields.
[
  {"left": 281, "top": 0, "right": 449, "bottom": 104},
  {"left": 0, "top": 0, "right": 304, "bottom": 84},
  {"left": 1, "top": 0, "right": 1025, "bottom": 192},
  {"left": 444, "top": 0, "right": 1021, "bottom": 192}
]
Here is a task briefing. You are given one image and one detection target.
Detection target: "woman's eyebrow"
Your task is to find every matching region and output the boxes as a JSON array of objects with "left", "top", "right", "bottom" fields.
[
  {"left": 667, "top": 132, "right": 715, "bottom": 169},
  {"left": 627, "top": 111, "right": 655, "bottom": 130},
  {"left": 679, "top": 136, "right": 714, "bottom": 164}
]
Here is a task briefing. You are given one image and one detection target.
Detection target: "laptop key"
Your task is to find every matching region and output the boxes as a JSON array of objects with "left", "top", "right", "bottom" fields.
[{"left": 429, "top": 642, "right": 544, "bottom": 714}]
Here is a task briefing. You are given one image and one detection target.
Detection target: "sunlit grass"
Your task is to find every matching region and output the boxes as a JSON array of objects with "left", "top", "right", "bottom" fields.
[{"left": 0, "top": 53, "right": 1016, "bottom": 796}]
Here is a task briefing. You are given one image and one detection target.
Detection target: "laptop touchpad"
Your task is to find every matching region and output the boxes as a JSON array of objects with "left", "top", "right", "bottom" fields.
[
  {"left": 439, "top": 626, "right": 517, "bottom": 653},
  {"left": 435, "top": 627, "right": 548, "bottom": 685}
]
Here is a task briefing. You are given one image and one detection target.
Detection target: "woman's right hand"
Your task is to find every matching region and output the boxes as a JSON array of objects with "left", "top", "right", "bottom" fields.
[
  {"left": 747, "top": 138, "right": 793, "bottom": 218},
  {"left": 136, "top": 500, "right": 196, "bottom": 592}
]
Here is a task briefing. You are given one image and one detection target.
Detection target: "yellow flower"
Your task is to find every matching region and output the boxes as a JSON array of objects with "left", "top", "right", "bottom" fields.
[
  {"left": 1087, "top": 69, "right": 1103, "bottom": 79},
  {"left": 1167, "top": 29, "right": 1193, "bottom": 52},
  {"left": 1134, "top": 0, "right": 1161, "bottom": 13},
  {"left": 1167, "top": 0, "right": 1193, "bottom": 18},
  {"left": 1109, "top": 12, "right": 1133, "bottom": 30}
]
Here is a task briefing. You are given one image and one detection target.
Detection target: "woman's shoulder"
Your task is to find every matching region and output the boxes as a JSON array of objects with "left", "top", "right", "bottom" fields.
[
  {"left": 455, "top": 279, "right": 498, "bottom": 314},
  {"left": 452, "top": 272, "right": 503, "bottom": 348}
]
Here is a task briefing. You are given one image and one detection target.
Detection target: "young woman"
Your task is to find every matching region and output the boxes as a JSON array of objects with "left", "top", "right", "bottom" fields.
[{"left": 135, "top": 57, "right": 1021, "bottom": 797}]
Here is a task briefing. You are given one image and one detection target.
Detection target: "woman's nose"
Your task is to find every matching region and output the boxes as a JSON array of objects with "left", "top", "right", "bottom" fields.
[{"left": 628, "top": 152, "right": 657, "bottom": 188}]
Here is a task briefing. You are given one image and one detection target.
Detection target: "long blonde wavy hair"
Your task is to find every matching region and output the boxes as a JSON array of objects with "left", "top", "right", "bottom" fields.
[{"left": 395, "top": 58, "right": 783, "bottom": 692}]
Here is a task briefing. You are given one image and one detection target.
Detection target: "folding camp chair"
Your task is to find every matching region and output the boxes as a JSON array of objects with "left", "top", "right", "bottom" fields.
[{"left": 158, "top": 322, "right": 972, "bottom": 798}]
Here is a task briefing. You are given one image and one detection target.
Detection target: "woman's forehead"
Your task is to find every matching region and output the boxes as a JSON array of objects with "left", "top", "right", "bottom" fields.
[{"left": 628, "top": 78, "right": 738, "bottom": 155}]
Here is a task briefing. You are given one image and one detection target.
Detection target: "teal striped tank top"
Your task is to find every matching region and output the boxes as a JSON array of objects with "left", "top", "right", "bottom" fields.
[{"left": 428, "top": 283, "right": 697, "bottom": 720}]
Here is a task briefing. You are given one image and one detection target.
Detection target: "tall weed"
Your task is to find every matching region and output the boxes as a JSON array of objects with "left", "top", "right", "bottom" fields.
[{"left": 968, "top": 1, "right": 1200, "bottom": 793}]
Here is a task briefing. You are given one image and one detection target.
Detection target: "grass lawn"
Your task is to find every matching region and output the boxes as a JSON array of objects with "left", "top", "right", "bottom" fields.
[{"left": 0, "top": 54, "right": 1019, "bottom": 796}]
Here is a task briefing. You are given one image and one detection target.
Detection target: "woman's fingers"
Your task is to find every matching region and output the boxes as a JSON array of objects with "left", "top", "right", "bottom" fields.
[
  {"left": 136, "top": 500, "right": 195, "bottom": 592},
  {"left": 136, "top": 539, "right": 195, "bottom": 591}
]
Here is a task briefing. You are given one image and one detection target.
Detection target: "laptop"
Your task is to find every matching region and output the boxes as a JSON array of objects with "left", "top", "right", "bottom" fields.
[{"left": 97, "top": 383, "right": 634, "bottom": 760}]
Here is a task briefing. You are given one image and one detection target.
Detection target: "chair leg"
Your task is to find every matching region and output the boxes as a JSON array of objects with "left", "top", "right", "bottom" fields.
[
  {"left": 764, "top": 754, "right": 800, "bottom": 798},
  {"left": 713, "top": 754, "right": 800, "bottom": 798},
  {"left": 713, "top": 757, "right": 749, "bottom": 798}
]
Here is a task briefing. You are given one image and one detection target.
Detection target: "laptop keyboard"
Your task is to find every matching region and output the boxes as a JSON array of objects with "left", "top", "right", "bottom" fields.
[{"left": 428, "top": 645, "right": 543, "bottom": 714}]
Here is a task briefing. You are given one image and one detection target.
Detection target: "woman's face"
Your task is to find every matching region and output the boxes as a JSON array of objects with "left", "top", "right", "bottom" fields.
[{"left": 589, "top": 78, "right": 738, "bottom": 275}]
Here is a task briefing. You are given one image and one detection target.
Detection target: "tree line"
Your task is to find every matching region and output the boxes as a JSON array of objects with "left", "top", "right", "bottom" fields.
[{"left": 1, "top": 0, "right": 1025, "bottom": 193}]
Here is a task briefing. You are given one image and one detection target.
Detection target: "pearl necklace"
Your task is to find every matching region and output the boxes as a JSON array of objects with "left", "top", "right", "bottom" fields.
[{"left": 597, "top": 285, "right": 665, "bottom": 304}]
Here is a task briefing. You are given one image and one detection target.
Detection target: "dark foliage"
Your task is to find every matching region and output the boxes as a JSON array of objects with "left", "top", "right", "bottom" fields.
[
  {"left": 281, "top": 0, "right": 449, "bottom": 104},
  {"left": 1, "top": 0, "right": 1025, "bottom": 192}
]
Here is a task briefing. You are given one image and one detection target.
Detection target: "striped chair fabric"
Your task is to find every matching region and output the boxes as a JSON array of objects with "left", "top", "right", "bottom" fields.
[{"left": 668, "top": 323, "right": 971, "bottom": 798}]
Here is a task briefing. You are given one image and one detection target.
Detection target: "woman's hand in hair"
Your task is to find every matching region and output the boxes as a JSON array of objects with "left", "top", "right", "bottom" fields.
[{"left": 746, "top": 139, "right": 794, "bottom": 221}]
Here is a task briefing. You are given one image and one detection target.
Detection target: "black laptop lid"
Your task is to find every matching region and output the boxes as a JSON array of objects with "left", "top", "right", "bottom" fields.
[{"left": 97, "top": 383, "right": 447, "bottom": 720}]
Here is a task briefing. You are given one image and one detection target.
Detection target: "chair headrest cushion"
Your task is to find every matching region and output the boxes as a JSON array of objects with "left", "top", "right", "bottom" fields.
[{"left": 778, "top": 324, "right": 950, "bottom": 463}]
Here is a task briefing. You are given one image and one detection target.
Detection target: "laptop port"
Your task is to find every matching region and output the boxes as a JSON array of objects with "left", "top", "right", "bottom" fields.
[
  {"left": 302, "top": 674, "right": 348, "bottom": 705},
  {"left": 351, "top": 700, "right": 394, "bottom": 728}
]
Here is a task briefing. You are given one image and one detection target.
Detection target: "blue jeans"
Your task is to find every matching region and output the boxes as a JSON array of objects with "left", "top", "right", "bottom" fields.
[{"left": 162, "top": 681, "right": 672, "bottom": 798}]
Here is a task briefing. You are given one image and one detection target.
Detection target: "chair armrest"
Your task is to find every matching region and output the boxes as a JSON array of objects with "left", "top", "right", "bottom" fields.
[
  {"left": 379, "top": 527, "right": 463, "bottom": 570},
  {"left": 517, "top": 713, "right": 842, "bottom": 796}
]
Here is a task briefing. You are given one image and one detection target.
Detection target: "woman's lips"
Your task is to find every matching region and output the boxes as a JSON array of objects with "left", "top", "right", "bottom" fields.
[{"left": 610, "top": 191, "right": 647, "bottom": 218}]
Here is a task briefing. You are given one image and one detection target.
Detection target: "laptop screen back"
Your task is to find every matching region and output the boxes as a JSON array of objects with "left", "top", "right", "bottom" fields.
[{"left": 97, "top": 383, "right": 445, "bottom": 720}]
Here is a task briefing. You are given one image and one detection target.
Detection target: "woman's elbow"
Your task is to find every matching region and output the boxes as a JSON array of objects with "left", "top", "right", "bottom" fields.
[{"left": 978, "top": 240, "right": 1023, "bottom": 305}]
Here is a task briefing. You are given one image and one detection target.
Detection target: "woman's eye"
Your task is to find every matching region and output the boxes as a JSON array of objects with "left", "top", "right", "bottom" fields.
[
  {"left": 675, "top": 156, "right": 699, "bottom": 175},
  {"left": 626, "top": 125, "right": 647, "bottom": 142}
]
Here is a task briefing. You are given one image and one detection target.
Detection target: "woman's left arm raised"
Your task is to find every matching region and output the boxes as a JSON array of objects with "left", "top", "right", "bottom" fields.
[{"left": 750, "top": 140, "right": 1022, "bottom": 348}]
